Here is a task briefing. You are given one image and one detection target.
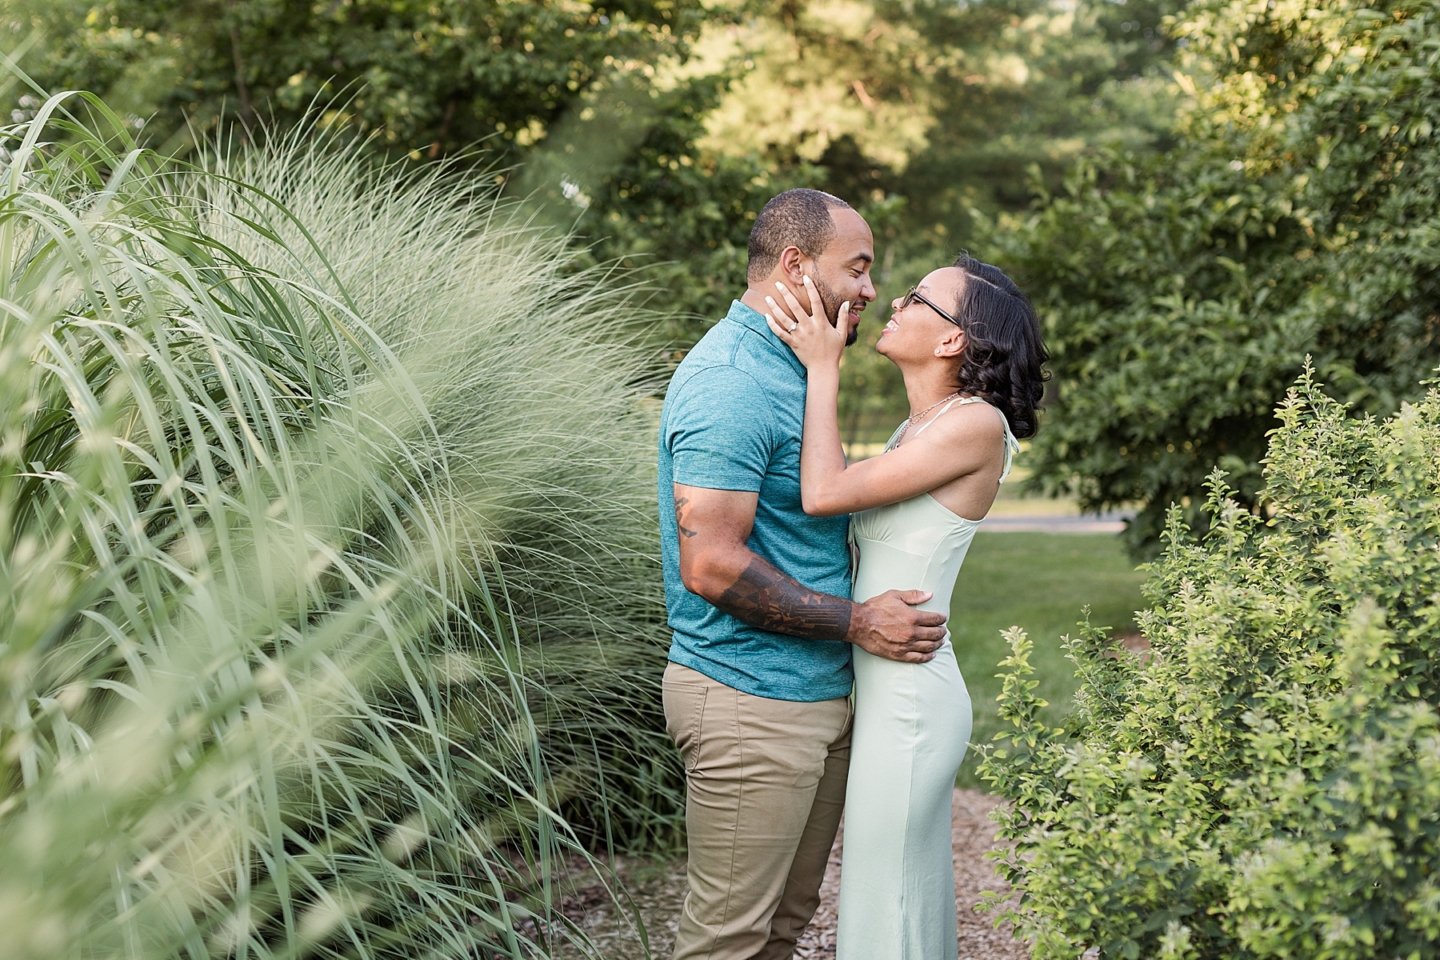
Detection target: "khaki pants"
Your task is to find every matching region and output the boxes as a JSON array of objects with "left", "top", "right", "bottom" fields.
[{"left": 663, "top": 661, "right": 852, "bottom": 960}]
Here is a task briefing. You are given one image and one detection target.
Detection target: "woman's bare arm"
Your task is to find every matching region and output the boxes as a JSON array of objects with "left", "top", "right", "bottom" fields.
[
  {"left": 793, "top": 360, "right": 853, "bottom": 515},
  {"left": 796, "top": 404, "right": 1002, "bottom": 515}
]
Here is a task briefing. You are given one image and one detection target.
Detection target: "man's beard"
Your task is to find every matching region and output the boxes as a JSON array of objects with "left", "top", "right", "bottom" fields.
[{"left": 811, "top": 274, "right": 860, "bottom": 346}]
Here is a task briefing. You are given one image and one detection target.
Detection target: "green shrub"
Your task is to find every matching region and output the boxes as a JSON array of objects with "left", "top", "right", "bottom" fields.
[
  {"left": 981, "top": 367, "right": 1440, "bottom": 959},
  {"left": 0, "top": 87, "right": 676, "bottom": 960}
]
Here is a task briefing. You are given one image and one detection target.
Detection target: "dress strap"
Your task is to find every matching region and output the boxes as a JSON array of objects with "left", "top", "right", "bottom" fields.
[{"left": 998, "top": 416, "right": 1020, "bottom": 485}]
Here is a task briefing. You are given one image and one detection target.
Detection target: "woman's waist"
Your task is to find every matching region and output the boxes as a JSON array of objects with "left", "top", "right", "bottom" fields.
[
  {"left": 850, "top": 565, "right": 956, "bottom": 611},
  {"left": 850, "top": 539, "right": 970, "bottom": 596},
  {"left": 852, "top": 639, "right": 967, "bottom": 692}
]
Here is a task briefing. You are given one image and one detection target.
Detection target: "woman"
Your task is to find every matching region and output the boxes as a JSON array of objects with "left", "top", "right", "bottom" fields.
[{"left": 763, "top": 254, "right": 1048, "bottom": 960}]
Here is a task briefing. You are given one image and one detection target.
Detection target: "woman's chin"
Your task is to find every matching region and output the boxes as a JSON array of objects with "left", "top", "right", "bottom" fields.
[{"left": 875, "top": 339, "right": 905, "bottom": 366}]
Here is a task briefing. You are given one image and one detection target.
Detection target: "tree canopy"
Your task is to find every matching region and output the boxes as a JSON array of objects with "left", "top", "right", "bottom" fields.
[
  {"left": 20, "top": 0, "right": 703, "bottom": 154},
  {"left": 989, "top": 0, "right": 1440, "bottom": 548},
  {"left": 6, "top": 0, "right": 1180, "bottom": 354}
]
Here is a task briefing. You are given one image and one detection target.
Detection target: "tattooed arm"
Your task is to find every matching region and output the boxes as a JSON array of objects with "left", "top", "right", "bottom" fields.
[{"left": 674, "top": 483, "right": 946, "bottom": 662}]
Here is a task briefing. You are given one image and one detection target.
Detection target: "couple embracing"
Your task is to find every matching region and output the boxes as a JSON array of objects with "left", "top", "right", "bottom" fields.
[{"left": 657, "top": 188, "right": 1048, "bottom": 960}]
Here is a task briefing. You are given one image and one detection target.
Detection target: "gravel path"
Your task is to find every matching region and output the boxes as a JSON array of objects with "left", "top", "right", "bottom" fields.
[{"left": 566, "top": 788, "right": 1028, "bottom": 960}]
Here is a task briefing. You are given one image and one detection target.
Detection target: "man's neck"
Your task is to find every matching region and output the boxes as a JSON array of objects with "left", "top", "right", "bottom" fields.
[
  {"left": 738, "top": 288, "right": 770, "bottom": 317},
  {"left": 738, "top": 278, "right": 802, "bottom": 319}
]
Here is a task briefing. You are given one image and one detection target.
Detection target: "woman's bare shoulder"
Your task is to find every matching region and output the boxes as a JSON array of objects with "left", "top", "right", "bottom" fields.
[{"left": 923, "top": 400, "right": 1006, "bottom": 444}]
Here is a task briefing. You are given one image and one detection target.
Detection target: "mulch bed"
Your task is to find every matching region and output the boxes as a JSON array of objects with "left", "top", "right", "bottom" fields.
[{"left": 561, "top": 788, "right": 1029, "bottom": 959}]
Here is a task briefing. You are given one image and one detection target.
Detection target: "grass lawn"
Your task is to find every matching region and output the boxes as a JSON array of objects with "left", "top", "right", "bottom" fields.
[{"left": 950, "top": 532, "right": 1148, "bottom": 788}]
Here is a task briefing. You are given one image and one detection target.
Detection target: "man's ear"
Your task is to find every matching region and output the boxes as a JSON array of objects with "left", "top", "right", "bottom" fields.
[
  {"left": 935, "top": 329, "right": 966, "bottom": 359},
  {"left": 777, "top": 245, "right": 806, "bottom": 286}
]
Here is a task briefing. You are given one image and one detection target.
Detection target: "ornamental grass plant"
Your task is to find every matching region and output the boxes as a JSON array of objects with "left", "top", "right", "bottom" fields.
[
  {"left": 0, "top": 84, "right": 677, "bottom": 960},
  {"left": 982, "top": 367, "right": 1440, "bottom": 959}
]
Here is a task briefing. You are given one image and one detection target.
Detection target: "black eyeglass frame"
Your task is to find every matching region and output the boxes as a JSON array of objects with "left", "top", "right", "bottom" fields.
[{"left": 901, "top": 286, "right": 960, "bottom": 327}]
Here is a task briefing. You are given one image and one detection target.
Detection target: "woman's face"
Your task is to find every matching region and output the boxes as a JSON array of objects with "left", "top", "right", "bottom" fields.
[{"left": 877, "top": 267, "right": 965, "bottom": 363}]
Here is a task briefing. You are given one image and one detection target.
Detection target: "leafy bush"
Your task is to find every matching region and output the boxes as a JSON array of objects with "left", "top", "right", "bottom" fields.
[
  {"left": 981, "top": 367, "right": 1440, "bottom": 959},
  {"left": 988, "top": 0, "right": 1440, "bottom": 550},
  {"left": 0, "top": 87, "right": 676, "bottom": 960}
]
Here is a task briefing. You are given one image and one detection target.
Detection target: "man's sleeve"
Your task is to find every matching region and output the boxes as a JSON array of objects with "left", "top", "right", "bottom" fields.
[{"left": 666, "top": 366, "right": 774, "bottom": 493}]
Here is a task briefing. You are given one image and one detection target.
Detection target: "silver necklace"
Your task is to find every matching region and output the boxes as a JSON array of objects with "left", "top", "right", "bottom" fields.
[{"left": 895, "top": 391, "right": 962, "bottom": 446}]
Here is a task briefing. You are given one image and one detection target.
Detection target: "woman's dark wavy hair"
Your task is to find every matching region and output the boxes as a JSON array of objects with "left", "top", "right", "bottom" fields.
[{"left": 946, "top": 254, "right": 1049, "bottom": 439}]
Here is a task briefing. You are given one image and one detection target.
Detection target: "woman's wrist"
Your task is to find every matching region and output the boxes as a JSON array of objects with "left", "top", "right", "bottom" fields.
[{"left": 806, "top": 366, "right": 841, "bottom": 390}]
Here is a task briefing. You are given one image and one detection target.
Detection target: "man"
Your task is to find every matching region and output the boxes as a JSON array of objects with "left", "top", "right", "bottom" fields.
[{"left": 657, "top": 188, "right": 948, "bottom": 960}]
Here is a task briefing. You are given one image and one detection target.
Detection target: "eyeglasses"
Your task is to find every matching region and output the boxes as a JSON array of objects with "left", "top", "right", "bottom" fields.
[{"left": 900, "top": 286, "right": 960, "bottom": 327}]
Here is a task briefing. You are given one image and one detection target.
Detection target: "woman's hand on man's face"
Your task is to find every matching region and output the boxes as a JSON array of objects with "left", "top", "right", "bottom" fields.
[{"left": 764, "top": 275, "right": 848, "bottom": 371}]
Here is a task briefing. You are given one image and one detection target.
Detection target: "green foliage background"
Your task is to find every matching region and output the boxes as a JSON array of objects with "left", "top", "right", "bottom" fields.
[
  {"left": 2, "top": 0, "right": 1181, "bottom": 383},
  {"left": 949, "top": 532, "right": 1146, "bottom": 789}
]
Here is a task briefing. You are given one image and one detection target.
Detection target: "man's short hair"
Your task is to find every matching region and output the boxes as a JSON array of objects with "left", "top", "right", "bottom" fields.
[{"left": 746, "top": 189, "right": 852, "bottom": 283}]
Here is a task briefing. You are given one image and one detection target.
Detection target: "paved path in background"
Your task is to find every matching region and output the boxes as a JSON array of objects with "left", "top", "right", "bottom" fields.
[{"left": 981, "top": 509, "right": 1134, "bottom": 534}]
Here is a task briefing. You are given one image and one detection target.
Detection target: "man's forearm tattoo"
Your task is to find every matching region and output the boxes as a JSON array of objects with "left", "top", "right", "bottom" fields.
[
  {"left": 674, "top": 496, "right": 698, "bottom": 539},
  {"left": 715, "top": 557, "right": 852, "bottom": 641}
]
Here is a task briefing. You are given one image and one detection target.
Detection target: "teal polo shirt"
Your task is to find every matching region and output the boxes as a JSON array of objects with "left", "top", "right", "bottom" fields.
[{"left": 657, "top": 300, "right": 853, "bottom": 702}]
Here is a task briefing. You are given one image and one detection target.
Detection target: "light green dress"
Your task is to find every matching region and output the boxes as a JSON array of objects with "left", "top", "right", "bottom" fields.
[{"left": 837, "top": 397, "right": 1018, "bottom": 960}]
